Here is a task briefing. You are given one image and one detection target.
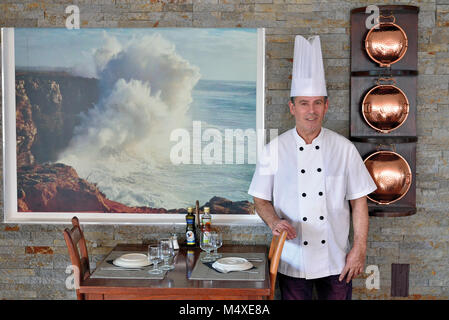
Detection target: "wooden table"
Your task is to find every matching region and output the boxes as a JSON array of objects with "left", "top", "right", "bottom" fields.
[{"left": 79, "top": 244, "right": 271, "bottom": 300}]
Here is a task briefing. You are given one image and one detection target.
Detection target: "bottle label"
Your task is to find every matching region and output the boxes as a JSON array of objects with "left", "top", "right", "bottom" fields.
[
  {"left": 202, "top": 231, "right": 211, "bottom": 244},
  {"left": 171, "top": 236, "right": 179, "bottom": 250},
  {"left": 202, "top": 217, "right": 211, "bottom": 232},
  {"left": 186, "top": 231, "right": 195, "bottom": 245}
]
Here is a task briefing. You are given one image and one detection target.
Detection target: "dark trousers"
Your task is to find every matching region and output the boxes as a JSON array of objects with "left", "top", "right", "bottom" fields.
[{"left": 278, "top": 273, "right": 352, "bottom": 300}]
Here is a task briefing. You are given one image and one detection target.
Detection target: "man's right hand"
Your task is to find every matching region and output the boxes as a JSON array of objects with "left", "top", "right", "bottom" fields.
[
  {"left": 271, "top": 219, "right": 297, "bottom": 240},
  {"left": 253, "top": 197, "right": 297, "bottom": 240}
]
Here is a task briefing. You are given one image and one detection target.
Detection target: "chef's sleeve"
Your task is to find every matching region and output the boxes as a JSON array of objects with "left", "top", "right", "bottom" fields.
[
  {"left": 248, "top": 143, "right": 276, "bottom": 201},
  {"left": 345, "top": 144, "right": 378, "bottom": 200}
]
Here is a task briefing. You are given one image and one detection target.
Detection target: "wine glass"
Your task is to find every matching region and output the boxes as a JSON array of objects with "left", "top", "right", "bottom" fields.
[
  {"left": 148, "top": 245, "right": 162, "bottom": 274},
  {"left": 159, "top": 238, "right": 175, "bottom": 271},
  {"left": 200, "top": 231, "right": 215, "bottom": 263},
  {"left": 210, "top": 231, "right": 223, "bottom": 259}
]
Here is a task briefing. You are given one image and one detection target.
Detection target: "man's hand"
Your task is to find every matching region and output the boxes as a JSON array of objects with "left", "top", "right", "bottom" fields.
[
  {"left": 271, "top": 219, "right": 297, "bottom": 240},
  {"left": 253, "top": 197, "right": 297, "bottom": 240},
  {"left": 339, "top": 196, "right": 369, "bottom": 283},
  {"left": 339, "top": 246, "right": 366, "bottom": 283}
]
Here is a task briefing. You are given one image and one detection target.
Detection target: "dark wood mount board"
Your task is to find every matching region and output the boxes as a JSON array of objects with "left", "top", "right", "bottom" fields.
[
  {"left": 350, "top": 75, "right": 417, "bottom": 138},
  {"left": 351, "top": 70, "right": 418, "bottom": 77},
  {"left": 351, "top": 5, "right": 419, "bottom": 14},
  {"left": 352, "top": 141, "right": 416, "bottom": 217},
  {"left": 351, "top": 136, "right": 418, "bottom": 144},
  {"left": 391, "top": 263, "right": 410, "bottom": 297},
  {"left": 350, "top": 5, "right": 419, "bottom": 73},
  {"left": 350, "top": 5, "right": 418, "bottom": 217},
  {"left": 369, "top": 206, "right": 416, "bottom": 218}
]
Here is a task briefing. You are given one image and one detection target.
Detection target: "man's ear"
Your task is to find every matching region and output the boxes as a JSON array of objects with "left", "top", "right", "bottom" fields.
[
  {"left": 288, "top": 98, "right": 295, "bottom": 115},
  {"left": 323, "top": 98, "right": 329, "bottom": 115}
]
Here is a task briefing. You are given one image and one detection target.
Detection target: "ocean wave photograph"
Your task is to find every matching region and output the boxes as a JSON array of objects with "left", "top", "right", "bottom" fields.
[{"left": 14, "top": 28, "right": 258, "bottom": 214}]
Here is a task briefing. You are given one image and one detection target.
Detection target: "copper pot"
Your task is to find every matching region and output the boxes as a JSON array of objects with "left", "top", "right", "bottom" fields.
[
  {"left": 364, "top": 150, "right": 412, "bottom": 205},
  {"left": 362, "top": 78, "right": 409, "bottom": 133},
  {"left": 365, "top": 15, "right": 408, "bottom": 67}
]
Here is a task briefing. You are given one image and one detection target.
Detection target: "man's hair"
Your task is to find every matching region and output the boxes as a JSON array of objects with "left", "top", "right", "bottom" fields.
[{"left": 290, "top": 96, "right": 328, "bottom": 104}]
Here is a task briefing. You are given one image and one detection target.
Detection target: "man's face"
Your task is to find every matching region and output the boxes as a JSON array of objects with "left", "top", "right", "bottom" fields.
[{"left": 288, "top": 96, "right": 328, "bottom": 134}]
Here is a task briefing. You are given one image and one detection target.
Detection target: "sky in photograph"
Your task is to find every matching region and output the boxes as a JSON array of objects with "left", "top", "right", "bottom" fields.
[{"left": 14, "top": 28, "right": 258, "bottom": 82}]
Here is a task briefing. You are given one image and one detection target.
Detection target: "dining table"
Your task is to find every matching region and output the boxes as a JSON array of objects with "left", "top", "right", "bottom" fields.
[{"left": 79, "top": 243, "right": 271, "bottom": 300}]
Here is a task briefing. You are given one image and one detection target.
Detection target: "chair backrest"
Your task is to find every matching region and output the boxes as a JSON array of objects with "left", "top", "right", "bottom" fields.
[
  {"left": 63, "top": 216, "right": 90, "bottom": 300},
  {"left": 268, "top": 230, "right": 287, "bottom": 300}
]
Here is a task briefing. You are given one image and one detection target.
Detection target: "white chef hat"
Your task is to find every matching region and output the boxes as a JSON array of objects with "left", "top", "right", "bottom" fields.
[{"left": 290, "top": 35, "right": 327, "bottom": 97}]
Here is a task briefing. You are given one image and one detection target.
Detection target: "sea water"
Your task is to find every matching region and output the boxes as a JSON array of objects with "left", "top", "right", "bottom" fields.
[{"left": 81, "top": 79, "right": 257, "bottom": 210}]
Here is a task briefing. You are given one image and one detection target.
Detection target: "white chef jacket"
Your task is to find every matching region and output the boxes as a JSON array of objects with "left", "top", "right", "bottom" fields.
[{"left": 248, "top": 127, "right": 377, "bottom": 279}]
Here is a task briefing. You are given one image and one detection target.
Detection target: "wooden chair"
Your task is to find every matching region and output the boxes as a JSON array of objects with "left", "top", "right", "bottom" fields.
[
  {"left": 63, "top": 216, "right": 91, "bottom": 300},
  {"left": 267, "top": 230, "right": 287, "bottom": 300}
]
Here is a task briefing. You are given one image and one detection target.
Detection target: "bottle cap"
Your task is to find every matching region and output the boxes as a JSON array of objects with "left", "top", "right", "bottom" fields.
[
  {"left": 187, "top": 207, "right": 193, "bottom": 213},
  {"left": 204, "top": 207, "right": 210, "bottom": 213}
]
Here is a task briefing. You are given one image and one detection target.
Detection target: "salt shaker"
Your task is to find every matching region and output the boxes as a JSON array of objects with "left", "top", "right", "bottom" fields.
[{"left": 171, "top": 234, "right": 179, "bottom": 250}]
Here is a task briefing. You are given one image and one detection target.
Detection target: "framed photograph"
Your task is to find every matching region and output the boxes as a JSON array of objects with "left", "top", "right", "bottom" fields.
[{"left": 2, "top": 28, "right": 265, "bottom": 225}]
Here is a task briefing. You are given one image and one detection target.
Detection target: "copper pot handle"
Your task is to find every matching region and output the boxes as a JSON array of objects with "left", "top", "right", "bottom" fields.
[
  {"left": 364, "top": 103, "right": 372, "bottom": 114},
  {"left": 376, "top": 144, "right": 397, "bottom": 153},
  {"left": 403, "top": 103, "right": 410, "bottom": 114},
  {"left": 376, "top": 77, "right": 397, "bottom": 86},
  {"left": 405, "top": 173, "right": 411, "bottom": 185},
  {"left": 376, "top": 14, "right": 396, "bottom": 24}
]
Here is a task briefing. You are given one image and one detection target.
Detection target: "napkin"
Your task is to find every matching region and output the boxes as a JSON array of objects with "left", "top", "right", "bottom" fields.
[{"left": 202, "top": 261, "right": 257, "bottom": 274}]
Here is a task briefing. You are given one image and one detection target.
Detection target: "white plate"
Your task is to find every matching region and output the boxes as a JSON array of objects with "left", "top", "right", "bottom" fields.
[
  {"left": 113, "top": 253, "right": 151, "bottom": 268},
  {"left": 214, "top": 257, "right": 253, "bottom": 271}
]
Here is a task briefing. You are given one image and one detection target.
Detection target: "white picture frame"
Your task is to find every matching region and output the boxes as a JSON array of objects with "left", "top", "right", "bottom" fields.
[{"left": 2, "top": 27, "right": 266, "bottom": 225}]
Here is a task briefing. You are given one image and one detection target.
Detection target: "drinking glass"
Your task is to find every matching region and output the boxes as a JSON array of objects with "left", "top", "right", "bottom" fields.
[
  {"left": 159, "top": 238, "right": 175, "bottom": 271},
  {"left": 148, "top": 245, "right": 162, "bottom": 274},
  {"left": 210, "top": 232, "right": 223, "bottom": 259},
  {"left": 200, "top": 232, "right": 215, "bottom": 262}
]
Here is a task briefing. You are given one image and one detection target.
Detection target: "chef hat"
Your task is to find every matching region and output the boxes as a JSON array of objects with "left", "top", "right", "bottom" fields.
[{"left": 290, "top": 35, "right": 327, "bottom": 97}]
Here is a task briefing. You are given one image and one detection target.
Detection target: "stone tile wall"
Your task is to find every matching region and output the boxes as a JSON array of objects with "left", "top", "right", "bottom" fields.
[{"left": 0, "top": 0, "right": 448, "bottom": 299}]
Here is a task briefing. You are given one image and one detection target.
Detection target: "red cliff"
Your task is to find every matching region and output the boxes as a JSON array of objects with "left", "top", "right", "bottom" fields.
[{"left": 17, "top": 163, "right": 180, "bottom": 213}]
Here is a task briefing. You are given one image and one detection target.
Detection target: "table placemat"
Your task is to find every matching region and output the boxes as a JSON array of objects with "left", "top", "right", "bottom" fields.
[
  {"left": 91, "top": 250, "right": 167, "bottom": 280},
  {"left": 188, "top": 252, "right": 266, "bottom": 281}
]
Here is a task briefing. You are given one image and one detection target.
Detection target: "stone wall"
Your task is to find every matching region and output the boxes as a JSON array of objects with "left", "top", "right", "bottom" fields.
[{"left": 1, "top": 0, "right": 448, "bottom": 300}]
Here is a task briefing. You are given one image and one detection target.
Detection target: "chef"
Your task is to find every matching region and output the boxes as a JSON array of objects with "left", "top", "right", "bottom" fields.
[{"left": 248, "top": 35, "right": 377, "bottom": 300}]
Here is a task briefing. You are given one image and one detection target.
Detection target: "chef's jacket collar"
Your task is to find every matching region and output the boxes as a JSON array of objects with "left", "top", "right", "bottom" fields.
[{"left": 292, "top": 127, "right": 324, "bottom": 147}]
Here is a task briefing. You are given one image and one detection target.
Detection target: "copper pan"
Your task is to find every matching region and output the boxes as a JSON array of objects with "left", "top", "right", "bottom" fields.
[
  {"left": 364, "top": 150, "right": 412, "bottom": 205},
  {"left": 362, "top": 78, "right": 409, "bottom": 133},
  {"left": 365, "top": 15, "right": 408, "bottom": 68}
]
